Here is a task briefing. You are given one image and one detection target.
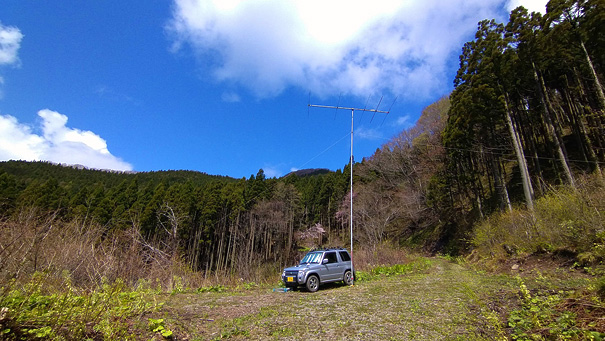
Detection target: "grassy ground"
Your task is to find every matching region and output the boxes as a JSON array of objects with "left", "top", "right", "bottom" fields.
[
  {"left": 153, "top": 258, "right": 517, "bottom": 340},
  {"left": 3, "top": 256, "right": 600, "bottom": 340}
]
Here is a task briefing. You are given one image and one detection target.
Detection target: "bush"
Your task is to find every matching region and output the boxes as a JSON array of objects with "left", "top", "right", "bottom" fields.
[{"left": 471, "top": 177, "right": 605, "bottom": 262}]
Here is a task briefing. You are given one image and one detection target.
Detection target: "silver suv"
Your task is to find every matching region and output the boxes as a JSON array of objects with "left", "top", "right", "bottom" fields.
[{"left": 281, "top": 248, "right": 354, "bottom": 292}]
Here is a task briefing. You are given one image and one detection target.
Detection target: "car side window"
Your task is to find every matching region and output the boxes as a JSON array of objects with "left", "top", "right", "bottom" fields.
[
  {"left": 324, "top": 252, "right": 338, "bottom": 264},
  {"left": 339, "top": 251, "right": 351, "bottom": 262}
]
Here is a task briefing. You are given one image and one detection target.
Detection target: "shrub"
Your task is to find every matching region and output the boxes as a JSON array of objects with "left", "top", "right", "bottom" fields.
[{"left": 471, "top": 178, "right": 604, "bottom": 261}]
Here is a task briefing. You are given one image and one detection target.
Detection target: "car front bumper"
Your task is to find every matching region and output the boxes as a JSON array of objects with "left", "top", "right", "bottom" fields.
[{"left": 282, "top": 270, "right": 304, "bottom": 286}]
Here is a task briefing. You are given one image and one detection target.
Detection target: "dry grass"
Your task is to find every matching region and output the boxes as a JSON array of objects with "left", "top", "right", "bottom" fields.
[
  {"left": 353, "top": 243, "right": 412, "bottom": 271},
  {"left": 0, "top": 209, "right": 200, "bottom": 291}
]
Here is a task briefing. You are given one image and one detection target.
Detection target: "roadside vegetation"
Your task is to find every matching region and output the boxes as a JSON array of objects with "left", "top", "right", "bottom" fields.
[{"left": 471, "top": 175, "right": 605, "bottom": 268}]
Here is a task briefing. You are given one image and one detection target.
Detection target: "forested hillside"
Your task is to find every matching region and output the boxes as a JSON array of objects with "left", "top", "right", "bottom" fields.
[
  {"left": 0, "top": 160, "right": 353, "bottom": 276},
  {"left": 435, "top": 0, "right": 605, "bottom": 253},
  {"left": 443, "top": 0, "right": 604, "bottom": 210},
  {"left": 1, "top": 0, "right": 604, "bottom": 286}
]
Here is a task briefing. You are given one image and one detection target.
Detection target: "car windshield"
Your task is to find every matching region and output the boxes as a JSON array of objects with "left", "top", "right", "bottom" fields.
[{"left": 300, "top": 252, "right": 323, "bottom": 264}]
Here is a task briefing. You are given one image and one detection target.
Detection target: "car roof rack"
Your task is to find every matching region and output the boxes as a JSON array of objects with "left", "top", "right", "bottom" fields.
[{"left": 310, "top": 247, "right": 347, "bottom": 252}]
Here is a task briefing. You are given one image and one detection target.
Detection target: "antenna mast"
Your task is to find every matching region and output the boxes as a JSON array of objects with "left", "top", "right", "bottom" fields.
[{"left": 308, "top": 103, "right": 389, "bottom": 283}]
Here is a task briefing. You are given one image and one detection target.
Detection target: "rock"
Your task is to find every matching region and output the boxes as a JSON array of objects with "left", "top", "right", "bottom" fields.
[
  {"left": 0, "top": 307, "right": 8, "bottom": 321},
  {"left": 511, "top": 264, "right": 520, "bottom": 270}
]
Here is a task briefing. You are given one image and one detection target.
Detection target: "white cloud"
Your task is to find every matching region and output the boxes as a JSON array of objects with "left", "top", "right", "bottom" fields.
[
  {"left": 168, "top": 0, "right": 506, "bottom": 100},
  {"left": 395, "top": 115, "right": 412, "bottom": 127},
  {"left": 0, "top": 22, "right": 23, "bottom": 98},
  {"left": 0, "top": 114, "right": 45, "bottom": 160},
  {"left": 0, "top": 110, "right": 133, "bottom": 171},
  {"left": 262, "top": 165, "right": 282, "bottom": 178},
  {"left": 505, "top": 0, "right": 548, "bottom": 13},
  {"left": 95, "top": 86, "right": 140, "bottom": 105},
  {"left": 0, "top": 22, "right": 22, "bottom": 66},
  {"left": 221, "top": 91, "right": 241, "bottom": 102},
  {"left": 355, "top": 126, "right": 384, "bottom": 141}
]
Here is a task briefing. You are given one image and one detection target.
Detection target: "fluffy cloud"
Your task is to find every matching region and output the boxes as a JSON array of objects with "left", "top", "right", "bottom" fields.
[
  {"left": 394, "top": 115, "right": 412, "bottom": 127},
  {"left": 0, "top": 22, "right": 23, "bottom": 96},
  {"left": 262, "top": 165, "right": 282, "bottom": 178},
  {"left": 168, "top": 0, "right": 523, "bottom": 100},
  {"left": 506, "top": 0, "right": 548, "bottom": 13},
  {"left": 0, "top": 22, "right": 22, "bottom": 65},
  {"left": 0, "top": 110, "right": 133, "bottom": 171},
  {"left": 355, "top": 126, "right": 384, "bottom": 141}
]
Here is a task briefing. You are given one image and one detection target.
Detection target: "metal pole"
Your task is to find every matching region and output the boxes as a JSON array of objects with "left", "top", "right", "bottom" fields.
[
  {"left": 350, "top": 109, "right": 354, "bottom": 281},
  {"left": 307, "top": 103, "right": 389, "bottom": 285}
]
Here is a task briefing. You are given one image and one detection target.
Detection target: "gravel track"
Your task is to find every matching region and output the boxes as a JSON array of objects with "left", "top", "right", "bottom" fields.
[{"left": 158, "top": 258, "right": 513, "bottom": 340}]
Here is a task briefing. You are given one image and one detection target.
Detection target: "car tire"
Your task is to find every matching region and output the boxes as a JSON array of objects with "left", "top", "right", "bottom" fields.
[
  {"left": 306, "top": 275, "right": 319, "bottom": 292},
  {"left": 343, "top": 270, "right": 354, "bottom": 286}
]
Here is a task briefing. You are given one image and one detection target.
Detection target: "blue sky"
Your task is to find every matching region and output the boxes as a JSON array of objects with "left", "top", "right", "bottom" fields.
[{"left": 0, "top": 0, "right": 547, "bottom": 179}]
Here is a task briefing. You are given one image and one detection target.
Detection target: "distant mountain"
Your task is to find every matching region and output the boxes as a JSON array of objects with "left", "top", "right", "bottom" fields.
[
  {"left": 0, "top": 160, "right": 234, "bottom": 190},
  {"left": 284, "top": 168, "right": 332, "bottom": 178}
]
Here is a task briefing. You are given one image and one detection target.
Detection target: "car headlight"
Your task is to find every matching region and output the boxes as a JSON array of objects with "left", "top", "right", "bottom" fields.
[{"left": 281, "top": 270, "right": 286, "bottom": 277}]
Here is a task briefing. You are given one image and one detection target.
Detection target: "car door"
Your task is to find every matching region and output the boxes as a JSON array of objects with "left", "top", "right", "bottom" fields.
[{"left": 321, "top": 252, "right": 340, "bottom": 282}]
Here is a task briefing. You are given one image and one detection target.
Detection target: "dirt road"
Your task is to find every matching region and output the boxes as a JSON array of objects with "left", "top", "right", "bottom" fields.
[{"left": 158, "top": 258, "right": 514, "bottom": 340}]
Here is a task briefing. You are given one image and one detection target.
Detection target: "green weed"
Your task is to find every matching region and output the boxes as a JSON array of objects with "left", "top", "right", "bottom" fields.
[
  {"left": 508, "top": 277, "right": 597, "bottom": 340},
  {"left": 170, "top": 275, "right": 185, "bottom": 294},
  {"left": 148, "top": 318, "right": 174, "bottom": 339},
  {"left": 237, "top": 281, "right": 258, "bottom": 290},
  {"left": 0, "top": 272, "right": 160, "bottom": 340},
  {"left": 197, "top": 284, "right": 227, "bottom": 293},
  {"left": 370, "top": 258, "right": 432, "bottom": 277},
  {"left": 354, "top": 258, "right": 432, "bottom": 283},
  {"left": 213, "top": 318, "right": 250, "bottom": 340}
]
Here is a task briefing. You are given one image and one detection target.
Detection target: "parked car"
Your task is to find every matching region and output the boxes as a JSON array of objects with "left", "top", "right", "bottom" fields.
[{"left": 281, "top": 248, "right": 354, "bottom": 292}]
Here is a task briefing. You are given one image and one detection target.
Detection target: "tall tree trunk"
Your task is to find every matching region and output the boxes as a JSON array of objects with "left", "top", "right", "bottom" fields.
[
  {"left": 287, "top": 210, "right": 293, "bottom": 265},
  {"left": 504, "top": 93, "right": 534, "bottom": 210},
  {"left": 490, "top": 152, "right": 512, "bottom": 212},
  {"left": 516, "top": 97, "right": 545, "bottom": 195},
  {"left": 532, "top": 61, "right": 576, "bottom": 188},
  {"left": 470, "top": 153, "right": 485, "bottom": 219},
  {"left": 230, "top": 211, "right": 240, "bottom": 273},
  {"left": 579, "top": 40, "right": 605, "bottom": 111},
  {"left": 248, "top": 216, "right": 256, "bottom": 267},
  {"left": 193, "top": 227, "right": 202, "bottom": 270},
  {"left": 564, "top": 84, "right": 602, "bottom": 175},
  {"left": 498, "top": 159, "right": 512, "bottom": 212},
  {"left": 576, "top": 67, "right": 605, "bottom": 168}
]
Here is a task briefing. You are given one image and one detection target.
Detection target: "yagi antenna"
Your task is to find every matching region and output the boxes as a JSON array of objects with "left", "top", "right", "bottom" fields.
[
  {"left": 307, "top": 98, "right": 390, "bottom": 285},
  {"left": 370, "top": 95, "right": 383, "bottom": 123}
]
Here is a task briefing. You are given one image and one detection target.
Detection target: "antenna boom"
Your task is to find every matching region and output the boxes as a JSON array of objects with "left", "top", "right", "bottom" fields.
[{"left": 308, "top": 104, "right": 389, "bottom": 113}]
